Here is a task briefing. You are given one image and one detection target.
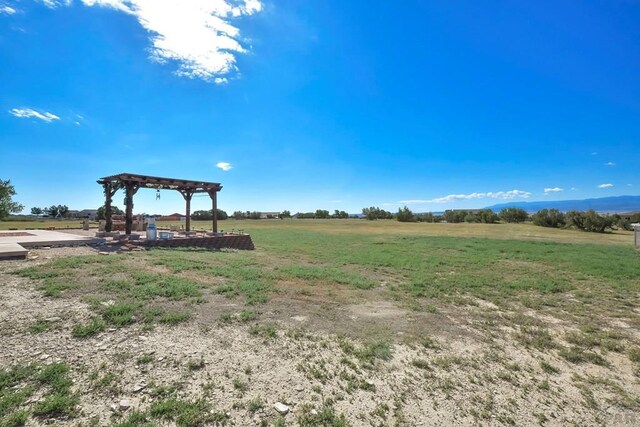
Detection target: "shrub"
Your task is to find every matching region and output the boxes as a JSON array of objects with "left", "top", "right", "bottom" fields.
[
  {"left": 565, "top": 210, "right": 613, "bottom": 233},
  {"left": 499, "top": 207, "right": 529, "bottom": 223},
  {"left": 531, "top": 209, "right": 565, "bottom": 228}
]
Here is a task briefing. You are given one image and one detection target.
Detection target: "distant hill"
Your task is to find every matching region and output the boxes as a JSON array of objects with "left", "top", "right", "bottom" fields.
[{"left": 485, "top": 195, "right": 640, "bottom": 213}]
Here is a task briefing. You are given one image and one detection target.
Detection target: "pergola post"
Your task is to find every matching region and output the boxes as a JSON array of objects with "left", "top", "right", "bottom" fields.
[
  {"left": 180, "top": 190, "right": 194, "bottom": 232},
  {"left": 103, "top": 182, "right": 120, "bottom": 233},
  {"left": 208, "top": 190, "right": 218, "bottom": 233},
  {"left": 124, "top": 183, "right": 139, "bottom": 235}
]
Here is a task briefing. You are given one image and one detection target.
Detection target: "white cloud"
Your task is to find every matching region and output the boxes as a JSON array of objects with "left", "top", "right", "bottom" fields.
[
  {"left": 216, "top": 161, "right": 232, "bottom": 171},
  {"left": 543, "top": 187, "right": 563, "bottom": 193},
  {"left": 75, "top": 0, "right": 262, "bottom": 83},
  {"left": 0, "top": 4, "right": 17, "bottom": 14},
  {"left": 400, "top": 189, "right": 532, "bottom": 204},
  {"left": 571, "top": 187, "right": 577, "bottom": 191},
  {"left": 9, "top": 108, "right": 60, "bottom": 122},
  {"left": 597, "top": 183, "right": 613, "bottom": 188},
  {"left": 39, "top": 0, "right": 72, "bottom": 8},
  {"left": 604, "top": 161, "right": 616, "bottom": 167}
]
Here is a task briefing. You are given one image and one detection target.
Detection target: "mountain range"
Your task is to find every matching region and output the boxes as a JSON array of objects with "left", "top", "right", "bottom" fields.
[{"left": 485, "top": 195, "right": 640, "bottom": 213}]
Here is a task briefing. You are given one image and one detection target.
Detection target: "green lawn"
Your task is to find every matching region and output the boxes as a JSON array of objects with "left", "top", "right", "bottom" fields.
[{"left": 14, "top": 220, "right": 640, "bottom": 335}]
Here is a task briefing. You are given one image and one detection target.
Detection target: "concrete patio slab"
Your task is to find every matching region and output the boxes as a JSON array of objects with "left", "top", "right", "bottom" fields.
[
  {"left": 0, "top": 242, "right": 29, "bottom": 260},
  {"left": 0, "top": 229, "right": 104, "bottom": 248}
]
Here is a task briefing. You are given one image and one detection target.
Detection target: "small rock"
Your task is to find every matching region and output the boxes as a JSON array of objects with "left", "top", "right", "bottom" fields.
[
  {"left": 110, "top": 404, "right": 118, "bottom": 412},
  {"left": 274, "top": 402, "right": 289, "bottom": 415},
  {"left": 99, "top": 251, "right": 110, "bottom": 255},
  {"left": 119, "top": 399, "right": 131, "bottom": 411},
  {"left": 132, "top": 384, "right": 146, "bottom": 393},
  {"left": 295, "top": 385, "right": 304, "bottom": 392},
  {"left": 39, "top": 354, "right": 50, "bottom": 361},
  {"left": 310, "top": 409, "right": 318, "bottom": 416}
]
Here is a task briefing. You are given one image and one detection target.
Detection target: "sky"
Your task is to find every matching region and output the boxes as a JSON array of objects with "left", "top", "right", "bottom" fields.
[{"left": 1, "top": 0, "right": 639, "bottom": 215}]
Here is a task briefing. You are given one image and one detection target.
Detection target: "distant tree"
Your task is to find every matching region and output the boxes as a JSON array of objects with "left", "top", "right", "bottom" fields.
[
  {"left": 232, "top": 211, "right": 245, "bottom": 220},
  {"left": 477, "top": 209, "right": 499, "bottom": 224},
  {"left": 280, "top": 210, "right": 292, "bottom": 219},
  {"left": 415, "top": 212, "right": 443, "bottom": 223},
  {"left": 248, "top": 211, "right": 262, "bottom": 220},
  {"left": 332, "top": 210, "right": 349, "bottom": 219},
  {"left": 362, "top": 206, "right": 393, "bottom": 220},
  {"left": 443, "top": 210, "right": 467, "bottom": 223},
  {"left": 58, "top": 205, "right": 69, "bottom": 218},
  {"left": 97, "top": 205, "right": 124, "bottom": 220},
  {"left": 31, "top": 207, "right": 43, "bottom": 216},
  {"left": 315, "top": 209, "right": 330, "bottom": 219},
  {"left": 531, "top": 209, "right": 565, "bottom": 228},
  {"left": 295, "top": 212, "right": 315, "bottom": 219},
  {"left": 0, "top": 179, "right": 23, "bottom": 219},
  {"left": 396, "top": 206, "right": 415, "bottom": 222},
  {"left": 499, "top": 207, "right": 529, "bottom": 223}
]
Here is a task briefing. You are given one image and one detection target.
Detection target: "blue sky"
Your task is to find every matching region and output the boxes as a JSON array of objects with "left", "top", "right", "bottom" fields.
[{"left": 1, "top": 0, "right": 638, "bottom": 215}]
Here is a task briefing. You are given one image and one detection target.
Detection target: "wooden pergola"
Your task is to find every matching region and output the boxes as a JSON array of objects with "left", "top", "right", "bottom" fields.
[{"left": 97, "top": 173, "right": 222, "bottom": 235}]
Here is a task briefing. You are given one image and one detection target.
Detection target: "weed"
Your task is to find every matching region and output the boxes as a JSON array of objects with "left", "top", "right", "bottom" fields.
[
  {"left": 247, "top": 397, "right": 264, "bottom": 415},
  {"left": 248, "top": 323, "right": 277, "bottom": 339},
  {"left": 159, "top": 312, "right": 191, "bottom": 325},
  {"left": 516, "top": 326, "right": 556, "bottom": 350},
  {"left": 28, "top": 319, "right": 55, "bottom": 335},
  {"left": 103, "top": 302, "right": 138, "bottom": 327},
  {"left": 540, "top": 360, "right": 559, "bottom": 374},
  {"left": 149, "top": 398, "right": 228, "bottom": 426},
  {"left": 559, "top": 347, "right": 608, "bottom": 366},
  {"left": 72, "top": 318, "right": 105, "bottom": 338},
  {"left": 298, "top": 402, "right": 349, "bottom": 427},
  {"left": 137, "top": 354, "right": 154, "bottom": 364}
]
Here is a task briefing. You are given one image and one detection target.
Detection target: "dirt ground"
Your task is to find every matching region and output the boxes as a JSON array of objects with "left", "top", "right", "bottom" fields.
[{"left": 1, "top": 247, "right": 640, "bottom": 427}]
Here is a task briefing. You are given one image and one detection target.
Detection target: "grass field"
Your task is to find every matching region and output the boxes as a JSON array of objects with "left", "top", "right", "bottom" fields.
[{"left": 1, "top": 219, "right": 639, "bottom": 426}]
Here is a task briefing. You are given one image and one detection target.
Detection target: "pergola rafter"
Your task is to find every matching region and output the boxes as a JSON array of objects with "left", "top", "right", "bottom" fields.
[{"left": 97, "top": 173, "right": 222, "bottom": 234}]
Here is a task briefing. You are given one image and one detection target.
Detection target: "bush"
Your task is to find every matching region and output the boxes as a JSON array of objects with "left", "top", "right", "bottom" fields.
[
  {"left": 565, "top": 210, "right": 613, "bottom": 233},
  {"left": 531, "top": 209, "right": 565, "bottom": 228},
  {"left": 499, "top": 207, "right": 529, "bottom": 223}
]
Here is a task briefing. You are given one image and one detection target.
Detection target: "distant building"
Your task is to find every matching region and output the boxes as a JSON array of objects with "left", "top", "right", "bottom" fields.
[
  {"left": 157, "top": 213, "right": 186, "bottom": 221},
  {"left": 71, "top": 209, "right": 98, "bottom": 220},
  {"left": 259, "top": 212, "right": 280, "bottom": 219}
]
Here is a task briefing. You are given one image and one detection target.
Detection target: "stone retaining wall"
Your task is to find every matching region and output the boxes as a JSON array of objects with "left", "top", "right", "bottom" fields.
[{"left": 138, "top": 234, "right": 255, "bottom": 250}]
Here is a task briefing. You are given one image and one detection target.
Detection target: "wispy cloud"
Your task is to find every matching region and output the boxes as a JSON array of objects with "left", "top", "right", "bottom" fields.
[
  {"left": 9, "top": 108, "right": 60, "bottom": 122},
  {"left": 72, "top": 0, "right": 263, "bottom": 83},
  {"left": 597, "top": 183, "right": 613, "bottom": 188},
  {"left": 400, "top": 189, "right": 532, "bottom": 204},
  {"left": 40, "top": 0, "right": 72, "bottom": 7},
  {"left": 0, "top": 4, "right": 17, "bottom": 14},
  {"left": 216, "top": 162, "right": 232, "bottom": 171},
  {"left": 604, "top": 161, "right": 616, "bottom": 167},
  {"left": 543, "top": 187, "right": 563, "bottom": 194}
]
